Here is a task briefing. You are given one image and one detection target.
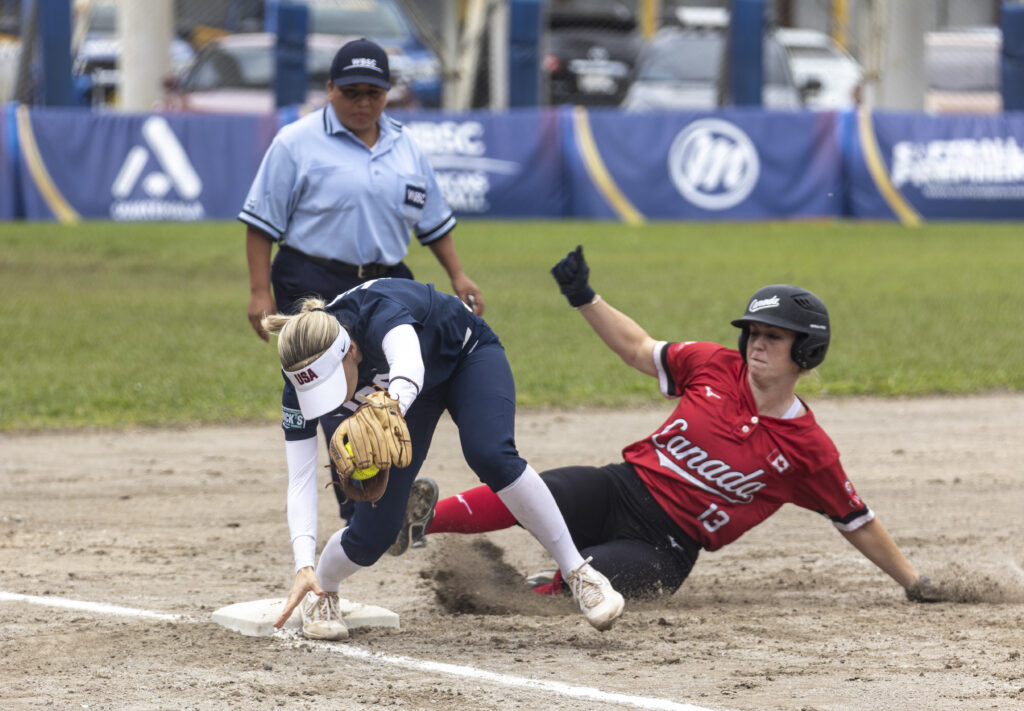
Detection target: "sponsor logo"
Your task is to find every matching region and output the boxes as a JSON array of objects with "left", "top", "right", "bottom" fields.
[
  {"left": 748, "top": 296, "right": 780, "bottom": 312},
  {"left": 651, "top": 418, "right": 767, "bottom": 504},
  {"left": 704, "top": 386, "right": 721, "bottom": 400},
  {"left": 891, "top": 137, "right": 1024, "bottom": 201},
  {"left": 404, "top": 185, "right": 427, "bottom": 207},
  {"left": 667, "top": 119, "right": 759, "bottom": 210},
  {"left": 110, "top": 116, "right": 204, "bottom": 221},
  {"left": 282, "top": 407, "right": 305, "bottom": 430},
  {"left": 294, "top": 369, "right": 319, "bottom": 385},
  {"left": 405, "top": 120, "right": 521, "bottom": 214}
]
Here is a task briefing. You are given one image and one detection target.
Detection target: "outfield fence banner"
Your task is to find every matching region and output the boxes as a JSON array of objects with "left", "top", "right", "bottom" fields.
[
  {"left": 3, "top": 103, "right": 1024, "bottom": 223},
  {"left": 559, "top": 108, "right": 843, "bottom": 222},
  {"left": 844, "top": 109, "right": 1024, "bottom": 224},
  {"left": 5, "top": 105, "right": 277, "bottom": 222},
  {"left": 390, "top": 107, "right": 568, "bottom": 218}
]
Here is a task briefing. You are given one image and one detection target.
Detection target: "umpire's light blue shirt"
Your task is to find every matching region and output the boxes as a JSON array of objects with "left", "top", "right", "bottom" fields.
[{"left": 239, "top": 106, "right": 456, "bottom": 265}]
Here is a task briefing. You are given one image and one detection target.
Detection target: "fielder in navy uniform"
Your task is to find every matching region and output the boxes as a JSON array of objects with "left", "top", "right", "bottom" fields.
[
  {"left": 260, "top": 279, "right": 624, "bottom": 639},
  {"left": 406, "top": 247, "right": 944, "bottom": 604},
  {"left": 239, "top": 38, "right": 482, "bottom": 521}
]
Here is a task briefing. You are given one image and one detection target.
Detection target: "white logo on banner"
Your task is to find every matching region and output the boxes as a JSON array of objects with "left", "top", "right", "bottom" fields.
[
  {"left": 110, "top": 116, "right": 204, "bottom": 220},
  {"left": 890, "top": 138, "right": 1024, "bottom": 200},
  {"left": 405, "top": 120, "right": 520, "bottom": 214},
  {"left": 667, "top": 119, "right": 759, "bottom": 210}
]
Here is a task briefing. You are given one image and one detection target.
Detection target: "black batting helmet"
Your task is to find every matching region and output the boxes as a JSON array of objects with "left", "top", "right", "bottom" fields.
[{"left": 731, "top": 285, "right": 830, "bottom": 370}]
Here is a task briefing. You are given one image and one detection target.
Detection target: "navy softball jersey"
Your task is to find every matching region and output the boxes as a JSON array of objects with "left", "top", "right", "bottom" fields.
[{"left": 282, "top": 279, "right": 526, "bottom": 567}]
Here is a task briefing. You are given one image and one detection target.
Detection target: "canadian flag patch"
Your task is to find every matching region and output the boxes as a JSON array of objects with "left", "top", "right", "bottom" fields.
[{"left": 767, "top": 448, "right": 790, "bottom": 474}]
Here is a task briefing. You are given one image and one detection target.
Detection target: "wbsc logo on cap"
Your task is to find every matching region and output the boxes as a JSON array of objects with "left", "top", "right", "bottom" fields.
[
  {"left": 331, "top": 38, "right": 391, "bottom": 89},
  {"left": 349, "top": 57, "right": 382, "bottom": 73}
]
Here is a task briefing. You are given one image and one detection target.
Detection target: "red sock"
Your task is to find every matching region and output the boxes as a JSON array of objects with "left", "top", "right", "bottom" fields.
[
  {"left": 426, "top": 484, "right": 517, "bottom": 534},
  {"left": 532, "top": 569, "right": 564, "bottom": 597}
]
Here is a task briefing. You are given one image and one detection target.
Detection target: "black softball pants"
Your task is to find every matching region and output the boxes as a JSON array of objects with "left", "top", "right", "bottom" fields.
[{"left": 540, "top": 462, "right": 701, "bottom": 599}]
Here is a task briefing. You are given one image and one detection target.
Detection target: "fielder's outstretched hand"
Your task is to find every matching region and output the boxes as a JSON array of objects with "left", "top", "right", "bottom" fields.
[
  {"left": 275, "top": 566, "right": 322, "bottom": 629},
  {"left": 551, "top": 245, "right": 596, "bottom": 307}
]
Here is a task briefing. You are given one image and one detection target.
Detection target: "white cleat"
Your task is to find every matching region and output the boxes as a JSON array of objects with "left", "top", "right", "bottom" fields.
[
  {"left": 564, "top": 558, "right": 624, "bottom": 631},
  {"left": 300, "top": 591, "right": 348, "bottom": 641}
]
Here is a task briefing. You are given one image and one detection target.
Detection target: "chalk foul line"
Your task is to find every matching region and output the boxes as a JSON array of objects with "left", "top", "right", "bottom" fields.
[{"left": 1, "top": 590, "right": 722, "bottom": 711}]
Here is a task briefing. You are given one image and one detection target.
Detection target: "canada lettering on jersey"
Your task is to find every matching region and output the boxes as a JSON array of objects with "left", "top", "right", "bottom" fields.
[
  {"left": 294, "top": 369, "right": 319, "bottom": 385},
  {"left": 651, "top": 418, "right": 767, "bottom": 504}
]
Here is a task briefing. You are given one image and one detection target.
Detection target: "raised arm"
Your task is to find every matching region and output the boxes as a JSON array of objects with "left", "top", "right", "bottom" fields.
[{"left": 551, "top": 245, "right": 658, "bottom": 377}]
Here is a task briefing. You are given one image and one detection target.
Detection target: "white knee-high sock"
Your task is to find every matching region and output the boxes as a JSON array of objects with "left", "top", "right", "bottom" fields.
[
  {"left": 497, "top": 465, "right": 585, "bottom": 574},
  {"left": 315, "top": 528, "right": 365, "bottom": 592}
]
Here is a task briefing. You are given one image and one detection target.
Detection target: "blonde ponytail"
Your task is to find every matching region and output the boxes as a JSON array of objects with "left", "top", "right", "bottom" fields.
[{"left": 261, "top": 298, "right": 342, "bottom": 370}]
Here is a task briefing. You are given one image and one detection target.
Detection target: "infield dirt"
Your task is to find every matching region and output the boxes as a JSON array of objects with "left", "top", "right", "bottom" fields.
[{"left": 2, "top": 395, "right": 1023, "bottom": 710}]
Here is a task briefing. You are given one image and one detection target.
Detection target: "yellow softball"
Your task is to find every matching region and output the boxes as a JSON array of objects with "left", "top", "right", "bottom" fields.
[{"left": 344, "top": 441, "right": 380, "bottom": 481}]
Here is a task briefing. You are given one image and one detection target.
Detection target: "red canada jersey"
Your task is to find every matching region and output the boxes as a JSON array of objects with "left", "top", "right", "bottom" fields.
[{"left": 624, "top": 342, "right": 873, "bottom": 551}]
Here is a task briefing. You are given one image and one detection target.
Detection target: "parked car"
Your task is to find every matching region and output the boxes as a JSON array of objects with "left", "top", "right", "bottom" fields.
[
  {"left": 925, "top": 27, "right": 1002, "bottom": 114},
  {"left": 775, "top": 27, "right": 863, "bottom": 110},
  {"left": 297, "top": 0, "right": 441, "bottom": 107},
  {"left": 543, "top": 0, "right": 644, "bottom": 106},
  {"left": 161, "top": 32, "right": 414, "bottom": 114},
  {"left": 72, "top": 0, "right": 195, "bottom": 107},
  {"left": 621, "top": 25, "right": 802, "bottom": 112}
]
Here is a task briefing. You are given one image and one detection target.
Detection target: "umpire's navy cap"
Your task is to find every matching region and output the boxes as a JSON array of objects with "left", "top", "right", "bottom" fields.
[{"left": 330, "top": 38, "right": 390, "bottom": 90}]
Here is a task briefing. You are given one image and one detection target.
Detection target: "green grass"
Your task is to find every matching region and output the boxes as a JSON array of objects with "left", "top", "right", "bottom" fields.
[{"left": 1, "top": 220, "right": 1021, "bottom": 430}]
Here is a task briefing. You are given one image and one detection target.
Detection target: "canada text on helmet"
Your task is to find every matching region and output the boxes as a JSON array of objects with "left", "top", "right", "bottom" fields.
[{"left": 731, "top": 284, "right": 830, "bottom": 370}]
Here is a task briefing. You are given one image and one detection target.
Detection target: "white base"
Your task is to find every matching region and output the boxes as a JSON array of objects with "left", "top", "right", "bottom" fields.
[{"left": 211, "top": 597, "right": 400, "bottom": 637}]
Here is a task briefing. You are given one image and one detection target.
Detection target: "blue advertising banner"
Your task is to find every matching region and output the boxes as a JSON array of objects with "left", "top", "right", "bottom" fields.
[
  {"left": 13, "top": 107, "right": 276, "bottom": 221},
  {"left": 4, "top": 104, "right": 1024, "bottom": 224},
  {"left": 562, "top": 107, "right": 843, "bottom": 221},
  {"left": 390, "top": 107, "right": 567, "bottom": 218},
  {"left": 844, "top": 110, "right": 1024, "bottom": 223}
]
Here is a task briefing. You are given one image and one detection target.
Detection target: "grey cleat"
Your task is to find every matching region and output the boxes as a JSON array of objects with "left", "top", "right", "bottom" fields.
[{"left": 388, "top": 477, "right": 439, "bottom": 556}]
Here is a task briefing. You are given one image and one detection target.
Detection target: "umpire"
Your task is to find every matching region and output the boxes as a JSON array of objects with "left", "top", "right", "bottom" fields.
[{"left": 239, "top": 37, "right": 483, "bottom": 520}]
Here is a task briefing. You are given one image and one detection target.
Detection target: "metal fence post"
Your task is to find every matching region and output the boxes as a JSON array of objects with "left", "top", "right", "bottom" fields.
[
  {"left": 729, "top": 0, "right": 765, "bottom": 107},
  {"left": 1001, "top": 1, "right": 1024, "bottom": 111},
  {"left": 508, "top": 0, "right": 542, "bottom": 107},
  {"left": 274, "top": 2, "right": 308, "bottom": 109}
]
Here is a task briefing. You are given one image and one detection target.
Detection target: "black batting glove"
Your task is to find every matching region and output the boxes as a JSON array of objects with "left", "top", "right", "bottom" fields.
[{"left": 551, "top": 245, "right": 596, "bottom": 308}]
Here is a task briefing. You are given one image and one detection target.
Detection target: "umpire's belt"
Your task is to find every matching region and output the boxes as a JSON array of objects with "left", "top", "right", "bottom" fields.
[{"left": 281, "top": 245, "right": 396, "bottom": 279}]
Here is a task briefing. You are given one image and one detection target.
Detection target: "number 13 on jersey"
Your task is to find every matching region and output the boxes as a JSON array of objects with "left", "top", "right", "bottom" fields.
[{"left": 697, "top": 503, "right": 730, "bottom": 533}]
